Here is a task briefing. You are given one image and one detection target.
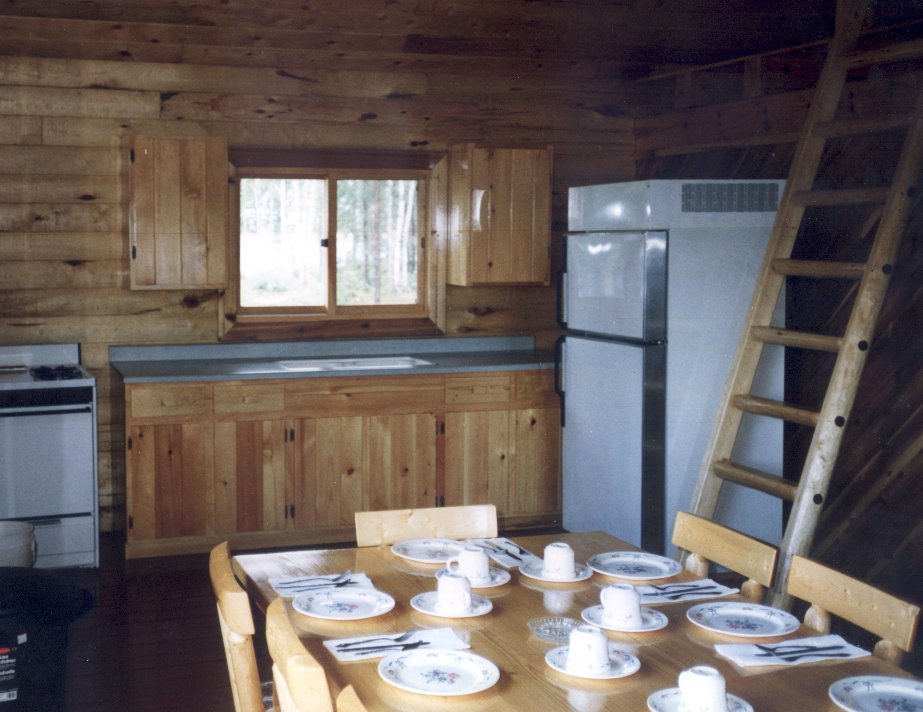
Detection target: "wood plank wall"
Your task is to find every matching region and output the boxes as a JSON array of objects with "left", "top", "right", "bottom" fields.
[{"left": 0, "top": 54, "right": 635, "bottom": 532}]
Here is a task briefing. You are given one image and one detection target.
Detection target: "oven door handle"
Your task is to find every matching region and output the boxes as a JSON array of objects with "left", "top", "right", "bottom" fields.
[{"left": 0, "top": 405, "right": 93, "bottom": 417}]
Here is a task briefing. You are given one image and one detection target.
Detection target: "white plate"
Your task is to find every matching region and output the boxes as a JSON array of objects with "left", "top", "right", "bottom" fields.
[
  {"left": 410, "top": 591, "right": 493, "bottom": 618},
  {"left": 581, "top": 604, "right": 668, "bottom": 632},
  {"left": 686, "top": 601, "right": 800, "bottom": 638},
  {"left": 647, "top": 688, "right": 753, "bottom": 712},
  {"left": 829, "top": 676, "right": 923, "bottom": 712},
  {"left": 545, "top": 644, "right": 641, "bottom": 679},
  {"left": 378, "top": 649, "right": 500, "bottom": 696},
  {"left": 587, "top": 551, "right": 682, "bottom": 580},
  {"left": 437, "top": 567, "right": 511, "bottom": 589},
  {"left": 292, "top": 588, "right": 395, "bottom": 620},
  {"left": 391, "top": 538, "right": 466, "bottom": 563},
  {"left": 518, "top": 560, "right": 593, "bottom": 583}
]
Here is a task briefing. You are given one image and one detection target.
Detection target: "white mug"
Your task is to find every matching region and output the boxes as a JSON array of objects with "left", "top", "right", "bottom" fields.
[
  {"left": 565, "top": 624, "right": 611, "bottom": 675},
  {"left": 600, "top": 583, "right": 643, "bottom": 628},
  {"left": 542, "top": 542, "right": 576, "bottom": 580},
  {"left": 435, "top": 571, "right": 472, "bottom": 614},
  {"left": 678, "top": 665, "right": 728, "bottom": 712},
  {"left": 446, "top": 546, "right": 491, "bottom": 586}
]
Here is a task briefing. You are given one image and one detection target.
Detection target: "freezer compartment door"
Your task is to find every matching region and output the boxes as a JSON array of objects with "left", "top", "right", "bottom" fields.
[
  {"left": 561, "top": 337, "right": 645, "bottom": 546},
  {"left": 563, "top": 231, "right": 666, "bottom": 341}
]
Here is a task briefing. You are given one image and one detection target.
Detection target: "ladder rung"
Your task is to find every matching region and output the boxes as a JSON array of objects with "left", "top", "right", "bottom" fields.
[
  {"left": 772, "top": 258, "right": 866, "bottom": 279},
  {"left": 731, "top": 394, "right": 820, "bottom": 427},
  {"left": 792, "top": 187, "right": 890, "bottom": 206},
  {"left": 844, "top": 37, "right": 923, "bottom": 69},
  {"left": 712, "top": 459, "right": 798, "bottom": 502},
  {"left": 751, "top": 325, "right": 843, "bottom": 352},
  {"left": 814, "top": 114, "right": 911, "bottom": 139}
]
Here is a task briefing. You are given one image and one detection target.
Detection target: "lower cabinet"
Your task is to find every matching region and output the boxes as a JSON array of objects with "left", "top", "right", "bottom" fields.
[{"left": 123, "top": 370, "right": 559, "bottom": 557}]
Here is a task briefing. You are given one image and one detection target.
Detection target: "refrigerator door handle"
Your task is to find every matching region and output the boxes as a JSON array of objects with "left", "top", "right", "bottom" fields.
[
  {"left": 557, "top": 268, "right": 568, "bottom": 327},
  {"left": 554, "top": 336, "right": 566, "bottom": 427}
]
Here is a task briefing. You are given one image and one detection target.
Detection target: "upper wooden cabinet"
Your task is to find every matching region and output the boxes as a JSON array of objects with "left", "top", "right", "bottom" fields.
[
  {"left": 443, "top": 144, "right": 552, "bottom": 286},
  {"left": 128, "top": 136, "right": 229, "bottom": 289}
]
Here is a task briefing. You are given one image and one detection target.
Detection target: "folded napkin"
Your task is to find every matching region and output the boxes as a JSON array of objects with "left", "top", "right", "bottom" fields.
[
  {"left": 468, "top": 537, "right": 541, "bottom": 569},
  {"left": 715, "top": 634, "right": 870, "bottom": 667},
  {"left": 269, "top": 572, "right": 374, "bottom": 597},
  {"left": 324, "top": 627, "right": 469, "bottom": 662},
  {"left": 636, "top": 578, "right": 738, "bottom": 603}
]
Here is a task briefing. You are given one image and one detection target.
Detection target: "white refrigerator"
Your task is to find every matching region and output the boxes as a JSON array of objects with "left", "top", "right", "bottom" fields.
[{"left": 558, "top": 180, "right": 785, "bottom": 554}]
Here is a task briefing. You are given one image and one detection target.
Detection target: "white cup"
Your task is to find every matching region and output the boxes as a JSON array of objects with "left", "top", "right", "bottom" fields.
[
  {"left": 678, "top": 665, "right": 728, "bottom": 712},
  {"left": 446, "top": 546, "right": 491, "bottom": 586},
  {"left": 600, "top": 583, "right": 643, "bottom": 628},
  {"left": 542, "top": 542, "right": 577, "bottom": 580},
  {"left": 565, "top": 624, "right": 611, "bottom": 675},
  {"left": 435, "top": 571, "right": 472, "bottom": 614}
]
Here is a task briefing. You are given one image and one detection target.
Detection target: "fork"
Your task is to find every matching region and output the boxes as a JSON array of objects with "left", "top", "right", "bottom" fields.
[{"left": 274, "top": 571, "right": 352, "bottom": 590}]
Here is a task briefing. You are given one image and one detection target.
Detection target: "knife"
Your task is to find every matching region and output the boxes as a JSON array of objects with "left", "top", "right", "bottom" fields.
[{"left": 754, "top": 643, "right": 847, "bottom": 662}]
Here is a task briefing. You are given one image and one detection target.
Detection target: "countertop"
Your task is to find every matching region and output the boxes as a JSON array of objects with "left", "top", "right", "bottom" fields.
[{"left": 110, "top": 336, "right": 555, "bottom": 383}]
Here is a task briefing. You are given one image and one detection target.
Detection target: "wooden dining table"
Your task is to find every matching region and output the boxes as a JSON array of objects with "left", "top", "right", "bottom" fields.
[{"left": 232, "top": 531, "right": 920, "bottom": 711}]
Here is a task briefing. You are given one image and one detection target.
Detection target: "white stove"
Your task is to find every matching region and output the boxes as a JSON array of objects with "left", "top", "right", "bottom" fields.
[{"left": 0, "top": 343, "right": 99, "bottom": 567}]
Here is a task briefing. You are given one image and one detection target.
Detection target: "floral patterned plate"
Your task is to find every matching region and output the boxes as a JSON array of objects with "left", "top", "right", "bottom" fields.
[
  {"left": 686, "top": 601, "right": 800, "bottom": 638},
  {"left": 587, "top": 551, "right": 682, "bottom": 580},
  {"left": 378, "top": 649, "right": 500, "bottom": 696},
  {"left": 647, "top": 688, "right": 753, "bottom": 712},
  {"left": 292, "top": 588, "right": 395, "bottom": 620},
  {"left": 391, "top": 538, "right": 466, "bottom": 563},
  {"left": 829, "top": 675, "right": 923, "bottom": 712}
]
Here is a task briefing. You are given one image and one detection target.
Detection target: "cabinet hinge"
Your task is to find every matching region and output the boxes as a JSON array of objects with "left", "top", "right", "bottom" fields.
[
  {"left": 129, "top": 148, "right": 135, "bottom": 163},
  {"left": 128, "top": 515, "right": 134, "bottom": 529},
  {"left": 131, "top": 245, "right": 137, "bottom": 260},
  {"left": 320, "top": 238, "right": 329, "bottom": 248},
  {"left": 127, "top": 436, "right": 133, "bottom": 450}
]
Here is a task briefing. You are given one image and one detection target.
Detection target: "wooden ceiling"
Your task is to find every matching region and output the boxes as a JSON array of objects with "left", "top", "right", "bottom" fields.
[{"left": 0, "top": 0, "right": 859, "bottom": 117}]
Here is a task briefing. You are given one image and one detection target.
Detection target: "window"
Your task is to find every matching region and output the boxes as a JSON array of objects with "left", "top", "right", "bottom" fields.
[{"left": 234, "top": 169, "right": 427, "bottom": 322}]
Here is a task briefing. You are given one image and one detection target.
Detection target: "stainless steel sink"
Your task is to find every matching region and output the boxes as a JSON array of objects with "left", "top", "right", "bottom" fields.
[{"left": 278, "top": 356, "right": 433, "bottom": 371}]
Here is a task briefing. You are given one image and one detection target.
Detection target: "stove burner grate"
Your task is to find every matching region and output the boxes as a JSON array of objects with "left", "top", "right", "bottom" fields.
[{"left": 29, "top": 365, "right": 85, "bottom": 381}]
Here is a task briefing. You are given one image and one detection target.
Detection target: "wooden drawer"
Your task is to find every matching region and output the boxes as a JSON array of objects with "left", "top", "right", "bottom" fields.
[
  {"left": 127, "top": 384, "right": 211, "bottom": 419},
  {"left": 445, "top": 374, "right": 512, "bottom": 405},
  {"left": 214, "top": 382, "right": 285, "bottom": 415},
  {"left": 513, "top": 370, "right": 558, "bottom": 407}
]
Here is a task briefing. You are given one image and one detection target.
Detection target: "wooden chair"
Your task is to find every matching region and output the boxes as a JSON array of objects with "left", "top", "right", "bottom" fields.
[
  {"left": 335, "top": 685, "right": 369, "bottom": 712},
  {"left": 671, "top": 510, "right": 778, "bottom": 602},
  {"left": 265, "top": 597, "right": 334, "bottom": 712},
  {"left": 787, "top": 554, "right": 920, "bottom": 664},
  {"left": 209, "top": 541, "right": 272, "bottom": 712},
  {"left": 354, "top": 503, "right": 498, "bottom": 547}
]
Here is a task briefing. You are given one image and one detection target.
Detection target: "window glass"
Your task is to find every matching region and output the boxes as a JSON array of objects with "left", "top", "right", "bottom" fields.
[
  {"left": 336, "top": 179, "right": 419, "bottom": 306},
  {"left": 239, "top": 177, "right": 327, "bottom": 308}
]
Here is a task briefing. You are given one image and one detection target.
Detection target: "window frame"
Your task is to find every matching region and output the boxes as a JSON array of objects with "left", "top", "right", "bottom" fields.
[{"left": 221, "top": 159, "right": 443, "bottom": 340}]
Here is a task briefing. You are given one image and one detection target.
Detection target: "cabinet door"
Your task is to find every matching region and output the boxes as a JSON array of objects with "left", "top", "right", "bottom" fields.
[
  {"left": 313, "top": 417, "right": 365, "bottom": 528},
  {"left": 443, "top": 410, "right": 510, "bottom": 510},
  {"left": 447, "top": 144, "right": 551, "bottom": 286},
  {"left": 508, "top": 407, "right": 561, "bottom": 516},
  {"left": 129, "top": 136, "right": 228, "bottom": 289},
  {"left": 367, "top": 413, "right": 437, "bottom": 511},
  {"left": 127, "top": 422, "right": 212, "bottom": 542},
  {"left": 214, "top": 418, "right": 302, "bottom": 534}
]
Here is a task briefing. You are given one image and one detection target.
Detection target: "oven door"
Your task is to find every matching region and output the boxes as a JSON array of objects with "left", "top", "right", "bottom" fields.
[{"left": 0, "top": 404, "right": 96, "bottom": 519}]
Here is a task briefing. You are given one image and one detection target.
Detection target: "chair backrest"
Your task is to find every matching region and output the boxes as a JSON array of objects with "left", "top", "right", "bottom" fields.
[
  {"left": 787, "top": 554, "right": 920, "bottom": 664},
  {"left": 264, "top": 597, "right": 333, "bottom": 712},
  {"left": 354, "top": 504, "right": 498, "bottom": 547},
  {"left": 672, "top": 511, "right": 778, "bottom": 602},
  {"left": 208, "top": 541, "right": 265, "bottom": 712},
  {"left": 335, "top": 685, "right": 369, "bottom": 712}
]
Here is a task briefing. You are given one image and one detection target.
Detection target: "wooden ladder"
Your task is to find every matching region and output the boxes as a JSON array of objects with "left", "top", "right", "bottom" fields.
[{"left": 686, "top": 4, "right": 923, "bottom": 608}]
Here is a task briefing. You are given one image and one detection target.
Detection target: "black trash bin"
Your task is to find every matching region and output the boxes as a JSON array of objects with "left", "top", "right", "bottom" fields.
[{"left": 0, "top": 568, "right": 93, "bottom": 711}]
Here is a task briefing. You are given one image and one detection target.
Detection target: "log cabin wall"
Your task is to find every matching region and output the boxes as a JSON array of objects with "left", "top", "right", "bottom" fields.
[{"left": 0, "top": 4, "right": 650, "bottom": 532}]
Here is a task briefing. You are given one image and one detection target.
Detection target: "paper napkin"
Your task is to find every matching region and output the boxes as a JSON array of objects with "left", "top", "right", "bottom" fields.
[
  {"left": 635, "top": 578, "right": 739, "bottom": 603},
  {"left": 269, "top": 572, "right": 374, "bottom": 597},
  {"left": 715, "top": 634, "right": 870, "bottom": 667},
  {"left": 324, "top": 627, "right": 470, "bottom": 662},
  {"left": 468, "top": 537, "right": 541, "bottom": 569}
]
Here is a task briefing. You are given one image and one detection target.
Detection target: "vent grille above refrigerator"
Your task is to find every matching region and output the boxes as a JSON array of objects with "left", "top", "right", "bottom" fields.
[{"left": 681, "top": 182, "right": 780, "bottom": 213}]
